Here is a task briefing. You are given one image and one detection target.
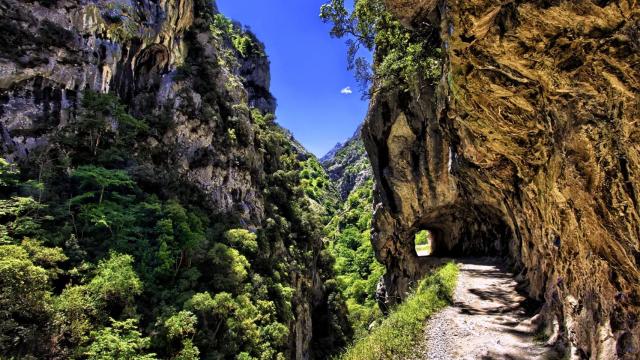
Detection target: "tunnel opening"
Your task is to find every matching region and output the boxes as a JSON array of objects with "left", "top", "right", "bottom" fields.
[
  {"left": 411, "top": 204, "right": 516, "bottom": 261},
  {"left": 414, "top": 229, "right": 433, "bottom": 257}
]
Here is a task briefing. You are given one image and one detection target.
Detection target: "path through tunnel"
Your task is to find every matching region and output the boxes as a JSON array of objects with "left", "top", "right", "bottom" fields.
[
  {"left": 379, "top": 203, "right": 521, "bottom": 305},
  {"left": 409, "top": 204, "right": 516, "bottom": 263},
  {"left": 414, "top": 230, "right": 432, "bottom": 257}
]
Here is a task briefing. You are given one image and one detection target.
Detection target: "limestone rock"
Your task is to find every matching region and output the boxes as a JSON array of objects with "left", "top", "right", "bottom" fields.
[
  {"left": 0, "top": 1, "right": 324, "bottom": 358},
  {"left": 365, "top": 1, "right": 640, "bottom": 358},
  {"left": 383, "top": 0, "right": 438, "bottom": 29},
  {"left": 0, "top": 0, "right": 267, "bottom": 222}
]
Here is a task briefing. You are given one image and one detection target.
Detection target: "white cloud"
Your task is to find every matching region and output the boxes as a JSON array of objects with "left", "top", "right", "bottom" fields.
[{"left": 340, "top": 86, "right": 353, "bottom": 95}]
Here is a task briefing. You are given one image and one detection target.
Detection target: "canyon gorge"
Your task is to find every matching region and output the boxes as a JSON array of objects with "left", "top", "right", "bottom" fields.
[{"left": 0, "top": 0, "right": 639, "bottom": 359}]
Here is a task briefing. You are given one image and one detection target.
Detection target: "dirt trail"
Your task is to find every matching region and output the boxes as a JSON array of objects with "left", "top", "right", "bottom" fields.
[{"left": 414, "top": 258, "right": 559, "bottom": 360}]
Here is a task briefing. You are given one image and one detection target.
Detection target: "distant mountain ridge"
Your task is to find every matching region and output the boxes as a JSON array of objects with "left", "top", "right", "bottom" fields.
[{"left": 320, "top": 125, "right": 372, "bottom": 199}]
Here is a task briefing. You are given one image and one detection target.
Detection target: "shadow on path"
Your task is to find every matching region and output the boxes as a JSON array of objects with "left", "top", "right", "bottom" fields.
[{"left": 412, "top": 258, "right": 563, "bottom": 360}]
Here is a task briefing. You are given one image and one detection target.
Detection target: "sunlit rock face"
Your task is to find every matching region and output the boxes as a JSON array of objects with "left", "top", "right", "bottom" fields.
[
  {"left": 366, "top": 1, "right": 640, "bottom": 358},
  {"left": 0, "top": 0, "right": 273, "bottom": 225},
  {"left": 0, "top": 1, "right": 319, "bottom": 357}
]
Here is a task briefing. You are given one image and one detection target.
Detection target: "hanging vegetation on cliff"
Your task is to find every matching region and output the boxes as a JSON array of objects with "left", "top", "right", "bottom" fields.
[
  {"left": 320, "top": 0, "right": 441, "bottom": 96},
  {"left": 0, "top": 1, "right": 351, "bottom": 359}
]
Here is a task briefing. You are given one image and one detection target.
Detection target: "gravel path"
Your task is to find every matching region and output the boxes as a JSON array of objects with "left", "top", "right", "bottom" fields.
[{"left": 413, "top": 258, "right": 557, "bottom": 360}]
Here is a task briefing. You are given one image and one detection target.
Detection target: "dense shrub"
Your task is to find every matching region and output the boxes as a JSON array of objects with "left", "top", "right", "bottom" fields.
[
  {"left": 0, "top": 89, "right": 349, "bottom": 359},
  {"left": 338, "top": 263, "right": 459, "bottom": 360}
]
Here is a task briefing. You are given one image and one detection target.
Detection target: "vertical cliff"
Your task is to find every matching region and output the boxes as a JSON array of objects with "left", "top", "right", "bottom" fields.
[
  {"left": 0, "top": 0, "right": 271, "bottom": 224},
  {"left": 0, "top": 1, "right": 347, "bottom": 359},
  {"left": 363, "top": 0, "right": 639, "bottom": 358}
]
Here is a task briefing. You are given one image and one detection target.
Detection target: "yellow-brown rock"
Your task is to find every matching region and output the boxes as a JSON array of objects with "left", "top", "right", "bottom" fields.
[{"left": 364, "top": 1, "right": 640, "bottom": 358}]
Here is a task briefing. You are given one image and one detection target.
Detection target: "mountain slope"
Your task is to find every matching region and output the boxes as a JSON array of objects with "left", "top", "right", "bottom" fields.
[
  {"left": 320, "top": 126, "right": 372, "bottom": 200},
  {"left": 0, "top": 1, "right": 349, "bottom": 359},
  {"left": 320, "top": 127, "right": 384, "bottom": 337}
]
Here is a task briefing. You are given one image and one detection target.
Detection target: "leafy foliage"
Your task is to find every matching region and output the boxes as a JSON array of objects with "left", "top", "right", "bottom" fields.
[
  {"left": 211, "top": 14, "right": 263, "bottom": 58},
  {"left": 0, "top": 5, "right": 361, "bottom": 359},
  {"left": 324, "top": 180, "right": 385, "bottom": 337},
  {"left": 56, "top": 90, "right": 148, "bottom": 165},
  {"left": 0, "top": 84, "right": 350, "bottom": 359},
  {"left": 0, "top": 244, "right": 52, "bottom": 353},
  {"left": 338, "top": 263, "right": 459, "bottom": 360},
  {"left": 0, "top": 158, "right": 18, "bottom": 187},
  {"left": 414, "top": 230, "right": 431, "bottom": 246},
  {"left": 86, "top": 318, "right": 157, "bottom": 360},
  {"left": 299, "top": 157, "right": 339, "bottom": 218},
  {"left": 320, "top": 0, "right": 442, "bottom": 96}
]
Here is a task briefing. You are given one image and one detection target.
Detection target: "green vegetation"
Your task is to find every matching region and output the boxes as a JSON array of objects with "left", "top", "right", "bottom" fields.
[
  {"left": 211, "top": 14, "right": 264, "bottom": 58},
  {"left": 299, "top": 157, "right": 339, "bottom": 218},
  {"left": 322, "top": 134, "right": 371, "bottom": 200},
  {"left": 320, "top": 0, "right": 441, "bottom": 96},
  {"left": 325, "top": 179, "right": 385, "bottom": 337},
  {"left": 337, "top": 263, "right": 459, "bottom": 360},
  {"left": 415, "top": 244, "right": 430, "bottom": 255},
  {"left": 414, "top": 230, "right": 430, "bottom": 246},
  {"left": 0, "top": 2, "right": 452, "bottom": 359},
  {"left": 414, "top": 230, "right": 431, "bottom": 255},
  {"left": 331, "top": 138, "right": 370, "bottom": 177},
  {"left": 86, "top": 318, "right": 156, "bottom": 360},
  {"left": 0, "top": 88, "right": 349, "bottom": 359}
]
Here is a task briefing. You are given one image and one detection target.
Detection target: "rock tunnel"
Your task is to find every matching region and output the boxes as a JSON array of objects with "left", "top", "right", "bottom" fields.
[
  {"left": 363, "top": 0, "right": 640, "bottom": 357},
  {"left": 410, "top": 204, "right": 514, "bottom": 258},
  {"left": 369, "top": 190, "right": 518, "bottom": 304}
]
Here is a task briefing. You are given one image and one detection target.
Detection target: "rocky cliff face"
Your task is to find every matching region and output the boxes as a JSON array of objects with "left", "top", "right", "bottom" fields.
[
  {"left": 0, "top": 1, "right": 334, "bottom": 358},
  {"left": 321, "top": 126, "right": 372, "bottom": 199},
  {"left": 0, "top": 0, "right": 275, "bottom": 225},
  {"left": 364, "top": 0, "right": 639, "bottom": 358}
]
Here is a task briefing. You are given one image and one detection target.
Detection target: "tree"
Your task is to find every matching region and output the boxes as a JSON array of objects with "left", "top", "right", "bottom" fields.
[
  {"left": 320, "top": 0, "right": 441, "bottom": 95},
  {"left": 209, "top": 243, "right": 250, "bottom": 290},
  {"left": 164, "top": 310, "right": 197, "bottom": 341},
  {"left": 184, "top": 291, "right": 234, "bottom": 355},
  {"left": 0, "top": 196, "right": 46, "bottom": 243},
  {"left": 174, "top": 339, "right": 199, "bottom": 360},
  {"left": 0, "top": 159, "right": 18, "bottom": 187},
  {"left": 86, "top": 318, "right": 157, "bottom": 360},
  {"left": 162, "top": 200, "right": 206, "bottom": 273},
  {"left": 57, "top": 91, "right": 148, "bottom": 163},
  {"left": 0, "top": 245, "right": 52, "bottom": 355},
  {"left": 155, "top": 218, "right": 177, "bottom": 277},
  {"left": 20, "top": 238, "right": 67, "bottom": 281},
  {"left": 415, "top": 230, "right": 430, "bottom": 245},
  {"left": 320, "top": 0, "right": 382, "bottom": 94},
  {"left": 72, "top": 166, "right": 135, "bottom": 205},
  {"left": 225, "top": 228, "right": 258, "bottom": 255},
  {"left": 54, "top": 252, "right": 143, "bottom": 348},
  {"left": 87, "top": 252, "right": 142, "bottom": 315},
  {"left": 163, "top": 310, "right": 199, "bottom": 359},
  {"left": 55, "top": 283, "right": 95, "bottom": 346}
]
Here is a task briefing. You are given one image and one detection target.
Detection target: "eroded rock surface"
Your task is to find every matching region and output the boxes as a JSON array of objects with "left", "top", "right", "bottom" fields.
[
  {"left": 365, "top": 1, "right": 640, "bottom": 358},
  {"left": 0, "top": 1, "right": 331, "bottom": 358},
  {"left": 0, "top": 0, "right": 271, "bottom": 224}
]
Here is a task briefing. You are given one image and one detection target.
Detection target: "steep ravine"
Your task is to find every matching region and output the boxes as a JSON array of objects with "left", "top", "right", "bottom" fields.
[
  {"left": 0, "top": 1, "right": 348, "bottom": 359},
  {"left": 2, "top": 0, "right": 639, "bottom": 359},
  {"left": 364, "top": 0, "right": 639, "bottom": 359}
]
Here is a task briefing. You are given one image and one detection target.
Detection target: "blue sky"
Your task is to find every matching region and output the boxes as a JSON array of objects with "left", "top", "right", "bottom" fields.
[{"left": 216, "top": 0, "right": 368, "bottom": 157}]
